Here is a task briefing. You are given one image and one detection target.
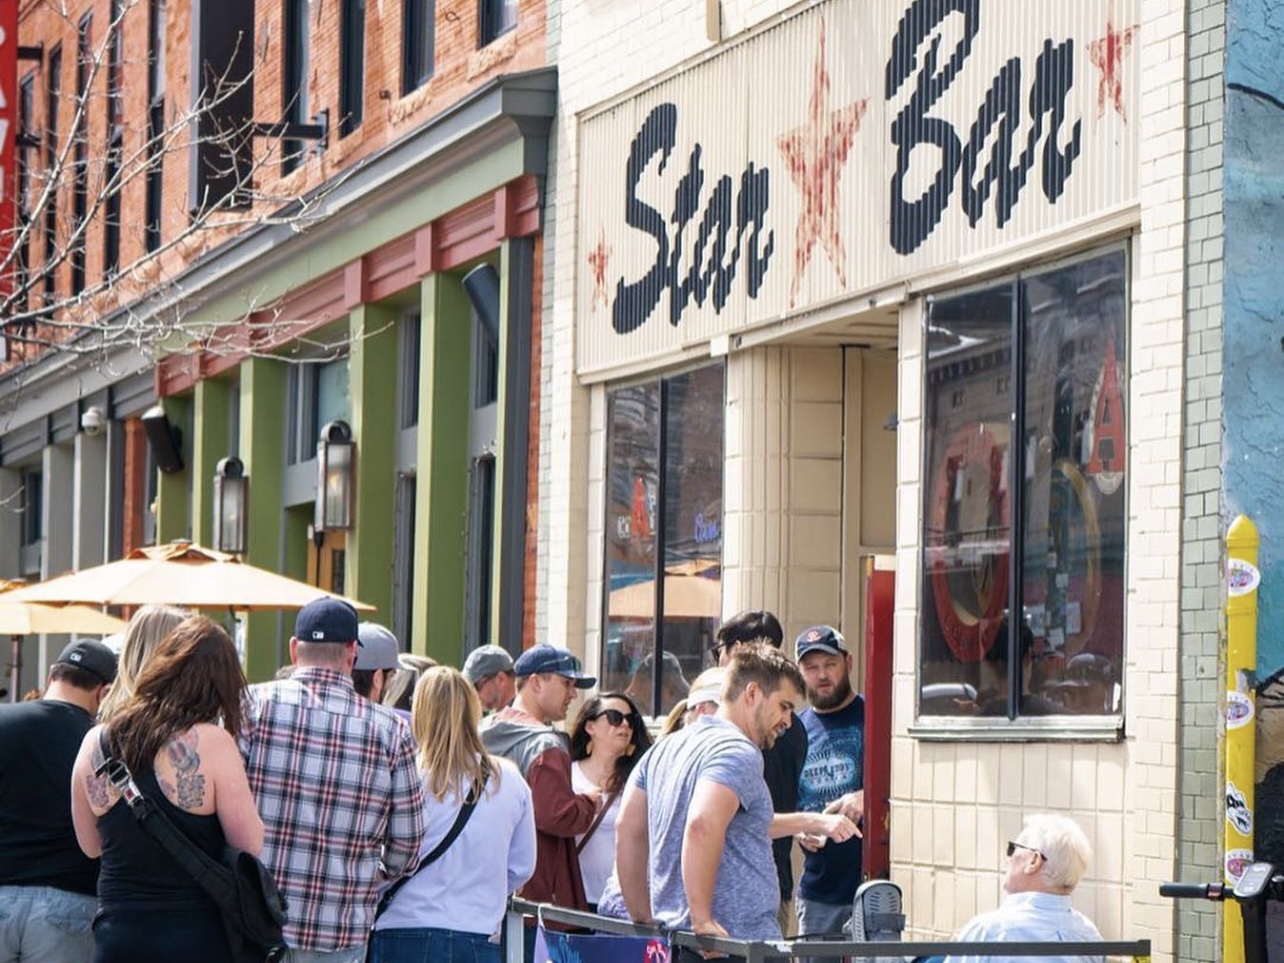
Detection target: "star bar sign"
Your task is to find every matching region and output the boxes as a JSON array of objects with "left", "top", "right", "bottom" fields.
[
  {"left": 777, "top": 19, "right": 868, "bottom": 309},
  {"left": 1088, "top": 4, "right": 1137, "bottom": 123}
]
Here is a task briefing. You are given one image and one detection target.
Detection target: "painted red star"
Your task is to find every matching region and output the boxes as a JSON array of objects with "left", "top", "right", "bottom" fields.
[
  {"left": 1088, "top": 6, "right": 1137, "bottom": 123},
  {"left": 587, "top": 226, "right": 613, "bottom": 312},
  {"left": 777, "top": 20, "right": 867, "bottom": 309}
]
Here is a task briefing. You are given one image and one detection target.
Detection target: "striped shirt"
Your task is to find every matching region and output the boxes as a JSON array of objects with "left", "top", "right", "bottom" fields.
[{"left": 241, "top": 667, "right": 425, "bottom": 952}]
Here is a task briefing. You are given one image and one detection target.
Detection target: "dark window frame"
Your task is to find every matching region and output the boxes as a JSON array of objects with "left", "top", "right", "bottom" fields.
[
  {"left": 144, "top": 0, "right": 166, "bottom": 253},
  {"left": 15, "top": 71, "right": 36, "bottom": 317},
  {"left": 478, "top": 0, "right": 516, "bottom": 47},
  {"left": 43, "top": 44, "right": 62, "bottom": 304},
  {"left": 103, "top": 0, "right": 125, "bottom": 279},
  {"left": 339, "top": 0, "right": 365, "bottom": 136},
  {"left": 401, "top": 0, "right": 434, "bottom": 95},
  {"left": 282, "top": 0, "right": 311, "bottom": 175},
  {"left": 71, "top": 14, "right": 92, "bottom": 296}
]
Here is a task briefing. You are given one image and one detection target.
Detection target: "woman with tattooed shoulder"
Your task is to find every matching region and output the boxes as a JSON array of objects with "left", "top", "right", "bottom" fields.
[{"left": 70, "top": 616, "right": 264, "bottom": 963}]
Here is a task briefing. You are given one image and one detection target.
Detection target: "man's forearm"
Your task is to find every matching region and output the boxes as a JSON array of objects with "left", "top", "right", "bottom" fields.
[{"left": 618, "top": 834, "right": 652, "bottom": 921}]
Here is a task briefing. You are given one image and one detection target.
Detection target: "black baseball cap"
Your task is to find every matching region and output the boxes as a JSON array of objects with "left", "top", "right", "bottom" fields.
[
  {"left": 55, "top": 639, "right": 119, "bottom": 685},
  {"left": 294, "top": 597, "right": 360, "bottom": 644},
  {"left": 795, "top": 625, "right": 848, "bottom": 659}
]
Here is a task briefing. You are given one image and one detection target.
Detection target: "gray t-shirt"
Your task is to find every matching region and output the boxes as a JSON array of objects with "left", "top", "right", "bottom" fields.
[{"left": 633, "top": 715, "right": 781, "bottom": 940}]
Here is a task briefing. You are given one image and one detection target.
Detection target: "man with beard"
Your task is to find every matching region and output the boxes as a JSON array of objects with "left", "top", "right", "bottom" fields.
[
  {"left": 615, "top": 644, "right": 857, "bottom": 961},
  {"left": 794, "top": 625, "right": 866, "bottom": 960}
]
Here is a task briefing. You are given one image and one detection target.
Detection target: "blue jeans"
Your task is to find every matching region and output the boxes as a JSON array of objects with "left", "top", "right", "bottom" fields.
[
  {"left": 287, "top": 948, "right": 367, "bottom": 963},
  {"left": 368, "top": 927, "right": 498, "bottom": 963},
  {"left": 0, "top": 885, "right": 95, "bottom": 963}
]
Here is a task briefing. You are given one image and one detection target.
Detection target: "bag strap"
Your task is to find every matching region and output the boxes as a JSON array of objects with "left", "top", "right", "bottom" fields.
[
  {"left": 373, "top": 760, "right": 489, "bottom": 922},
  {"left": 575, "top": 789, "right": 619, "bottom": 856},
  {"left": 95, "top": 729, "right": 233, "bottom": 898}
]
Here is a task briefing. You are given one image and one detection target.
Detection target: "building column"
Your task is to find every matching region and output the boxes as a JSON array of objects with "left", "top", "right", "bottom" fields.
[
  {"left": 41, "top": 444, "right": 75, "bottom": 678},
  {"left": 412, "top": 273, "right": 471, "bottom": 664},
  {"left": 154, "top": 397, "right": 193, "bottom": 544},
  {"left": 346, "top": 303, "right": 398, "bottom": 624},
  {"left": 191, "top": 378, "right": 233, "bottom": 548},
  {"left": 240, "top": 358, "right": 287, "bottom": 680},
  {"left": 0, "top": 467, "right": 21, "bottom": 581},
  {"left": 73, "top": 433, "right": 108, "bottom": 571}
]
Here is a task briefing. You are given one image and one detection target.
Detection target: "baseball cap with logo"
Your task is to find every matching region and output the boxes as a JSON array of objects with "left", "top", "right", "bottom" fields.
[
  {"left": 355, "top": 623, "right": 400, "bottom": 671},
  {"left": 294, "top": 597, "right": 360, "bottom": 644},
  {"left": 55, "top": 639, "right": 119, "bottom": 685},
  {"left": 512, "top": 644, "right": 596, "bottom": 689},
  {"left": 795, "top": 625, "right": 848, "bottom": 660}
]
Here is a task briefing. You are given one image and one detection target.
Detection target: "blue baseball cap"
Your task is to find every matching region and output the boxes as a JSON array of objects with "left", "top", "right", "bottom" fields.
[
  {"left": 512, "top": 644, "right": 596, "bottom": 688},
  {"left": 795, "top": 625, "right": 848, "bottom": 659},
  {"left": 294, "top": 597, "right": 360, "bottom": 644}
]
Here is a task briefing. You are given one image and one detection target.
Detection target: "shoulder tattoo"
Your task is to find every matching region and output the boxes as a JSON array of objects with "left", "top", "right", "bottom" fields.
[
  {"left": 86, "top": 740, "right": 113, "bottom": 810},
  {"left": 161, "top": 729, "right": 207, "bottom": 811}
]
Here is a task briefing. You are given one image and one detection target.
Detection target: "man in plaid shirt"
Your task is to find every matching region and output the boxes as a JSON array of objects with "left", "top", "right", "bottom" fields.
[{"left": 242, "top": 598, "right": 425, "bottom": 963}]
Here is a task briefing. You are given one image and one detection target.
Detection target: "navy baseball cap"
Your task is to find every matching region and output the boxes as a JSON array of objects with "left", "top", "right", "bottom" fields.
[
  {"left": 795, "top": 625, "right": 848, "bottom": 659},
  {"left": 294, "top": 597, "right": 360, "bottom": 644},
  {"left": 512, "top": 644, "right": 596, "bottom": 688}
]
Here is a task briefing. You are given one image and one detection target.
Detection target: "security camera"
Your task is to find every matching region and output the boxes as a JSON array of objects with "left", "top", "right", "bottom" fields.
[{"left": 80, "top": 405, "right": 106, "bottom": 436}]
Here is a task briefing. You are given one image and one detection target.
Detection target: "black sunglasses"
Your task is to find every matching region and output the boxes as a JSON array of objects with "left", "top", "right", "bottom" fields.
[
  {"left": 592, "top": 708, "right": 637, "bottom": 727},
  {"left": 1006, "top": 840, "right": 1046, "bottom": 860}
]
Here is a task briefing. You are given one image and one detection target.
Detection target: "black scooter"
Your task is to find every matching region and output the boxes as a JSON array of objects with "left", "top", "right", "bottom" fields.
[{"left": 1160, "top": 862, "right": 1284, "bottom": 963}]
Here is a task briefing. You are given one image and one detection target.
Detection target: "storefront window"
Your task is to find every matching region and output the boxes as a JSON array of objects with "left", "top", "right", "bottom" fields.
[
  {"left": 919, "top": 250, "right": 1127, "bottom": 723},
  {"left": 602, "top": 364, "right": 724, "bottom": 718}
]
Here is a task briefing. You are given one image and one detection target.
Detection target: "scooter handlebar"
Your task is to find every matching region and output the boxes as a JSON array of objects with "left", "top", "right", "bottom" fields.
[{"left": 1159, "top": 882, "right": 1221, "bottom": 900}]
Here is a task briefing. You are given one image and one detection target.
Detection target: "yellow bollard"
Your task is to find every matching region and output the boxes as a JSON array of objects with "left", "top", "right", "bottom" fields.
[{"left": 1225, "top": 515, "right": 1260, "bottom": 963}]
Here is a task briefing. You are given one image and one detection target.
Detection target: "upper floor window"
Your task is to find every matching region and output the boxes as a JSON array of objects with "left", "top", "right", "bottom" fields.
[
  {"left": 401, "top": 0, "right": 434, "bottom": 94},
  {"left": 917, "top": 248, "right": 1128, "bottom": 726},
  {"left": 283, "top": 0, "right": 311, "bottom": 174},
  {"left": 478, "top": 0, "right": 516, "bottom": 46},
  {"left": 71, "top": 14, "right": 92, "bottom": 296},
  {"left": 145, "top": 0, "right": 166, "bottom": 253},
  {"left": 339, "top": 0, "right": 365, "bottom": 136},
  {"left": 16, "top": 72, "right": 35, "bottom": 315},
  {"left": 43, "top": 44, "right": 61, "bottom": 304},
  {"left": 103, "top": 0, "right": 125, "bottom": 279}
]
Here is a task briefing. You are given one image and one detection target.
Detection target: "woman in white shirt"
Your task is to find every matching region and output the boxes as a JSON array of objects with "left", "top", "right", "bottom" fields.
[
  {"left": 369, "top": 666, "right": 536, "bottom": 963},
  {"left": 567, "top": 692, "right": 652, "bottom": 906}
]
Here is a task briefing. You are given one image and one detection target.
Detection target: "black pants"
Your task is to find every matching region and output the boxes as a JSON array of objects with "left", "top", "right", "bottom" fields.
[{"left": 92, "top": 903, "right": 233, "bottom": 963}]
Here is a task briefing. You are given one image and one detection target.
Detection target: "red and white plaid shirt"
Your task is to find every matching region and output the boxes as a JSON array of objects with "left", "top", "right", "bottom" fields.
[{"left": 241, "top": 667, "right": 424, "bottom": 952}]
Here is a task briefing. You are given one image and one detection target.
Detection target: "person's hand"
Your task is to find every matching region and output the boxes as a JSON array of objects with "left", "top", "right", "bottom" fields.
[
  {"left": 822, "top": 789, "right": 865, "bottom": 826},
  {"left": 796, "top": 831, "right": 826, "bottom": 852},
  {"left": 814, "top": 812, "right": 860, "bottom": 842},
  {"left": 582, "top": 786, "right": 603, "bottom": 806},
  {"left": 691, "top": 918, "right": 730, "bottom": 959}
]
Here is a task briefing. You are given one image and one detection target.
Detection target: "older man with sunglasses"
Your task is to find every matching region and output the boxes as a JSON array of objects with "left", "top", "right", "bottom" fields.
[{"left": 941, "top": 813, "right": 1104, "bottom": 963}]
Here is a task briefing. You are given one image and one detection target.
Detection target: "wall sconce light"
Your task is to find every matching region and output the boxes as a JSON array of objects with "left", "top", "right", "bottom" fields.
[
  {"left": 141, "top": 405, "right": 185, "bottom": 474},
  {"left": 213, "top": 456, "right": 249, "bottom": 555},
  {"left": 462, "top": 263, "right": 501, "bottom": 348},
  {"left": 315, "top": 420, "right": 355, "bottom": 533}
]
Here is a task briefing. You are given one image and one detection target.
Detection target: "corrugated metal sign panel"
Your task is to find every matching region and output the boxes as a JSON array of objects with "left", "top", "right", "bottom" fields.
[{"left": 577, "top": 0, "right": 1141, "bottom": 376}]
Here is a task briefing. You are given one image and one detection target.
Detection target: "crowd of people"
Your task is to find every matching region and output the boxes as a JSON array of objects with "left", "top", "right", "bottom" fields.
[{"left": 0, "top": 599, "right": 1105, "bottom": 963}]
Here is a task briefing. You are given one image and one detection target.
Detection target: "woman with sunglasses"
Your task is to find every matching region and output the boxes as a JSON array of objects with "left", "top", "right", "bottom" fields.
[{"left": 567, "top": 693, "right": 652, "bottom": 906}]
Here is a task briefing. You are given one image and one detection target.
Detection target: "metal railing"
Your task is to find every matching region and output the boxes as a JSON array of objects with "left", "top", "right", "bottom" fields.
[{"left": 505, "top": 899, "right": 1153, "bottom": 962}]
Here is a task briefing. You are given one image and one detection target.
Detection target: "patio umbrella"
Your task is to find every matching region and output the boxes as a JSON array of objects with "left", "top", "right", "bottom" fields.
[
  {"left": 0, "top": 585, "right": 128, "bottom": 703},
  {"left": 0, "top": 541, "right": 375, "bottom": 612},
  {"left": 608, "top": 573, "right": 722, "bottom": 619}
]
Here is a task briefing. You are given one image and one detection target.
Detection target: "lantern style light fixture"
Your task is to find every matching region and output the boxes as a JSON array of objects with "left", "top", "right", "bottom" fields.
[
  {"left": 213, "top": 456, "right": 249, "bottom": 555},
  {"left": 315, "top": 420, "right": 355, "bottom": 532}
]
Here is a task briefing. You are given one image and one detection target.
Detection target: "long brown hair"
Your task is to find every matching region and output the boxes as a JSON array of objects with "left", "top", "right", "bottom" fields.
[
  {"left": 412, "top": 666, "right": 497, "bottom": 801},
  {"left": 108, "top": 616, "right": 247, "bottom": 776}
]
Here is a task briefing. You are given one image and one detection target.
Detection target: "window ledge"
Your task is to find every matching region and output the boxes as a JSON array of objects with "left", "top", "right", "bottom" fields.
[{"left": 909, "top": 715, "right": 1124, "bottom": 743}]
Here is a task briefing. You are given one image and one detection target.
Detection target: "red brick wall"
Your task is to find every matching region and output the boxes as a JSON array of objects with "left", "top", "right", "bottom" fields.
[{"left": 8, "top": 0, "right": 547, "bottom": 372}]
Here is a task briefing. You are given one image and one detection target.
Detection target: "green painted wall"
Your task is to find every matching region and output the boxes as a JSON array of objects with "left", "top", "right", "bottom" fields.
[
  {"left": 346, "top": 303, "right": 398, "bottom": 622},
  {"left": 191, "top": 379, "right": 232, "bottom": 547},
  {"left": 155, "top": 397, "right": 193, "bottom": 543},
  {"left": 239, "top": 358, "right": 287, "bottom": 680},
  {"left": 411, "top": 275, "right": 471, "bottom": 664}
]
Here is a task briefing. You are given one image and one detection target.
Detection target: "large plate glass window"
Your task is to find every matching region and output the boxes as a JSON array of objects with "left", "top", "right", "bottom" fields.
[
  {"left": 919, "top": 249, "right": 1127, "bottom": 722},
  {"left": 602, "top": 364, "right": 724, "bottom": 718}
]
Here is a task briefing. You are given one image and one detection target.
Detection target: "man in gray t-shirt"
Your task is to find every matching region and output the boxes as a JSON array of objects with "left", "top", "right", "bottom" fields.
[{"left": 616, "top": 645, "right": 858, "bottom": 949}]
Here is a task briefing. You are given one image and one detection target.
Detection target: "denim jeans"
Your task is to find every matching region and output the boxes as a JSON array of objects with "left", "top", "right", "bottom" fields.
[
  {"left": 368, "top": 927, "right": 499, "bottom": 963},
  {"left": 287, "top": 947, "right": 367, "bottom": 963},
  {"left": 0, "top": 885, "right": 96, "bottom": 963}
]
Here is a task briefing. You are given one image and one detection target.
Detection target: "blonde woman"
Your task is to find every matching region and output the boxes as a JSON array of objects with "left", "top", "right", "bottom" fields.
[
  {"left": 98, "top": 605, "right": 190, "bottom": 721},
  {"left": 369, "top": 666, "right": 535, "bottom": 963}
]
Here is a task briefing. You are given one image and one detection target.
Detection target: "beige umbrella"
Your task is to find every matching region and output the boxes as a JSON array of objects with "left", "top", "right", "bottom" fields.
[
  {"left": 0, "top": 584, "right": 128, "bottom": 703},
  {"left": 609, "top": 573, "right": 722, "bottom": 619},
  {"left": 1, "top": 541, "right": 375, "bottom": 612}
]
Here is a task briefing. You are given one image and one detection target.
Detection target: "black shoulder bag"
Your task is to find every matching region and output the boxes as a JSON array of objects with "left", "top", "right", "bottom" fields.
[
  {"left": 371, "top": 759, "right": 490, "bottom": 924},
  {"left": 95, "top": 729, "right": 288, "bottom": 963}
]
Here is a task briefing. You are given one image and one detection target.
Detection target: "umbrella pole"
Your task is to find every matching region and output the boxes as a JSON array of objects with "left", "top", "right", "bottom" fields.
[{"left": 9, "top": 635, "right": 19, "bottom": 704}]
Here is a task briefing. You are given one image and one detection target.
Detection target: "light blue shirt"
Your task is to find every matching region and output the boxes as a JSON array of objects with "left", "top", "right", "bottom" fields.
[
  {"left": 374, "top": 757, "right": 536, "bottom": 936},
  {"left": 944, "top": 890, "right": 1104, "bottom": 963}
]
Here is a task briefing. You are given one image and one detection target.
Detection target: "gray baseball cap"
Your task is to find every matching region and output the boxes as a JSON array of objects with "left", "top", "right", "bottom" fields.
[
  {"left": 354, "top": 623, "right": 400, "bottom": 671},
  {"left": 462, "top": 644, "right": 515, "bottom": 684}
]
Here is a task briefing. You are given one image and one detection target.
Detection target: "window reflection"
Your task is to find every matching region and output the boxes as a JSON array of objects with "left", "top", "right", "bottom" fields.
[{"left": 919, "top": 250, "right": 1127, "bottom": 721}]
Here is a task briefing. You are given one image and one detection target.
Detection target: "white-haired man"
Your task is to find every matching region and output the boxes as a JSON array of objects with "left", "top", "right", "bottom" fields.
[{"left": 943, "top": 813, "right": 1104, "bottom": 963}]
